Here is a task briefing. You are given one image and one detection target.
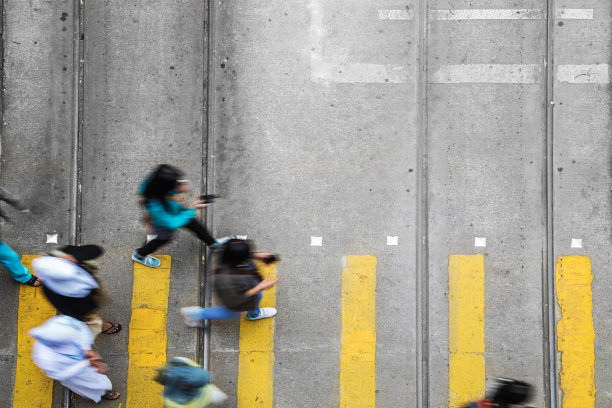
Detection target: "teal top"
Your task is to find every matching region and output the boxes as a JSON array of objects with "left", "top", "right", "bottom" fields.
[{"left": 140, "top": 178, "right": 196, "bottom": 230}]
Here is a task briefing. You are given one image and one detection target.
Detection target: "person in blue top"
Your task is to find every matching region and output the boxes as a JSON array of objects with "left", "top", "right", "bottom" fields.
[
  {"left": 0, "top": 186, "right": 42, "bottom": 286},
  {"left": 132, "top": 164, "right": 232, "bottom": 268}
]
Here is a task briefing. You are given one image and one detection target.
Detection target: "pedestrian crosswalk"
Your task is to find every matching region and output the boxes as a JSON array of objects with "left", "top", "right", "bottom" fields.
[
  {"left": 13, "top": 255, "right": 54, "bottom": 408},
  {"left": 448, "top": 255, "right": 485, "bottom": 408},
  {"left": 556, "top": 256, "right": 595, "bottom": 408},
  {"left": 9, "top": 253, "right": 599, "bottom": 407},
  {"left": 126, "top": 255, "right": 172, "bottom": 408},
  {"left": 339, "top": 255, "right": 377, "bottom": 408},
  {"left": 237, "top": 262, "right": 277, "bottom": 408}
]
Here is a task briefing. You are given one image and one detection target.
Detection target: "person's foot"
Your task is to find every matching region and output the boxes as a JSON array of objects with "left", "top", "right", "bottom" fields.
[
  {"left": 101, "top": 391, "right": 120, "bottom": 400},
  {"left": 25, "top": 274, "right": 43, "bottom": 287},
  {"left": 132, "top": 250, "right": 161, "bottom": 267},
  {"left": 209, "top": 236, "right": 236, "bottom": 252},
  {"left": 101, "top": 322, "right": 122, "bottom": 335},
  {"left": 180, "top": 306, "right": 204, "bottom": 327},
  {"left": 246, "top": 307, "right": 277, "bottom": 321}
]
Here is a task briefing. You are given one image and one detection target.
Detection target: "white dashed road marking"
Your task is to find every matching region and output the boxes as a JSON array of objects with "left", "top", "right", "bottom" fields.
[{"left": 432, "top": 64, "right": 541, "bottom": 84}]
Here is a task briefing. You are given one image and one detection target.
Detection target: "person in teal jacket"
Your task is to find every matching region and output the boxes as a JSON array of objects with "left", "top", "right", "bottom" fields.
[
  {"left": 132, "top": 164, "right": 231, "bottom": 267},
  {"left": 0, "top": 187, "right": 42, "bottom": 286}
]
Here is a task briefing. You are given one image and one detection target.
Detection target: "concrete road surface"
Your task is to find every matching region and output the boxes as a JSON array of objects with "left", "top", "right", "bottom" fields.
[{"left": 1, "top": 0, "right": 610, "bottom": 407}]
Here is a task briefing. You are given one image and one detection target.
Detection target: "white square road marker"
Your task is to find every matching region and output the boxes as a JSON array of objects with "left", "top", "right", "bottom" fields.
[
  {"left": 310, "top": 236, "right": 323, "bottom": 246},
  {"left": 571, "top": 238, "right": 583, "bottom": 249},
  {"left": 387, "top": 236, "right": 399, "bottom": 246},
  {"left": 474, "top": 237, "right": 487, "bottom": 247},
  {"left": 46, "top": 234, "right": 58, "bottom": 244}
]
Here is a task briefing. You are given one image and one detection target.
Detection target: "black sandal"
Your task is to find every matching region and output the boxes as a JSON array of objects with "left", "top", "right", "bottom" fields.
[
  {"left": 101, "top": 322, "right": 122, "bottom": 335},
  {"left": 25, "top": 275, "right": 42, "bottom": 287},
  {"left": 101, "top": 391, "right": 120, "bottom": 400}
]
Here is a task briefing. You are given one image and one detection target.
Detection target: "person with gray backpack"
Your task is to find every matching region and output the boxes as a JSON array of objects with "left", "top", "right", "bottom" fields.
[
  {"left": 181, "top": 239, "right": 278, "bottom": 324},
  {"left": 463, "top": 378, "right": 536, "bottom": 408}
]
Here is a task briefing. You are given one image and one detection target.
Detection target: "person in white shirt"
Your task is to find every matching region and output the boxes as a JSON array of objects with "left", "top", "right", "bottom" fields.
[{"left": 30, "top": 314, "right": 120, "bottom": 402}]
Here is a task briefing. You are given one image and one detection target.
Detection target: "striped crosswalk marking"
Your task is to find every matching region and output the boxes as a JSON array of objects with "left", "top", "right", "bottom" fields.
[
  {"left": 13, "top": 255, "right": 56, "bottom": 408},
  {"left": 237, "top": 262, "right": 277, "bottom": 407},
  {"left": 448, "top": 255, "right": 485, "bottom": 408},
  {"left": 556, "top": 256, "right": 596, "bottom": 407},
  {"left": 126, "top": 255, "right": 171, "bottom": 408},
  {"left": 340, "top": 255, "right": 377, "bottom": 408}
]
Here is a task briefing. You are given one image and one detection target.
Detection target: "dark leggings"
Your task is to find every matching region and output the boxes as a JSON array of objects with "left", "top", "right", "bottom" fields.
[{"left": 136, "top": 219, "right": 215, "bottom": 257}]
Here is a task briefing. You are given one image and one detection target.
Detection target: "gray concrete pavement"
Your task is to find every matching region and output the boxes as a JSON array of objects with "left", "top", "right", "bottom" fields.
[
  {"left": 552, "top": 1, "right": 611, "bottom": 405},
  {"left": 209, "top": 0, "right": 417, "bottom": 406},
  {"left": 0, "top": 0, "right": 75, "bottom": 406},
  {"left": 78, "top": 1, "right": 207, "bottom": 407},
  {"left": 1, "top": 0, "right": 610, "bottom": 407},
  {"left": 427, "top": 1, "right": 548, "bottom": 406}
]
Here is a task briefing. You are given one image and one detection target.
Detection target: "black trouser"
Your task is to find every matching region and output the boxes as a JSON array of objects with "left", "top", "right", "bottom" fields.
[{"left": 136, "top": 219, "right": 215, "bottom": 257}]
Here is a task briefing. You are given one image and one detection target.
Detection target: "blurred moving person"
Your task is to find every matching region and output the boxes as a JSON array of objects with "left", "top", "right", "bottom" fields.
[
  {"left": 464, "top": 378, "right": 535, "bottom": 408},
  {"left": 0, "top": 187, "right": 41, "bottom": 286},
  {"left": 30, "top": 314, "right": 120, "bottom": 402},
  {"left": 32, "top": 245, "right": 122, "bottom": 336},
  {"left": 155, "top": 357, "right": 227, "bottom": 407},
  {"left": 181, "top": 239, "right": 278, "bottom": 323},
  {"left": 132, "top": 164, "right": 232, "bottom": 268}
]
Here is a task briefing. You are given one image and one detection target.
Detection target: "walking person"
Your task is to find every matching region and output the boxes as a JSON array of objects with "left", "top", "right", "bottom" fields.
[
  {"left": 181, "top": 239, "right": 278, "bottom": 324},
  {"left": 0, "top": 187, "right": 42, "bottom": 286},
  {"left": 463, "top": 378, "right": 535, "bottom": 408},
  {"left": 155, "top": 357, "right": 228, "bottom": 407},
  {"left": 30, "top": 314, "right": 120, "bottom": 402},
  {"left": 32, "top": 245, "right": 122, "bottom": 336},
  {"left": 132, "top": 164, "right": 231, "bottom": 268}
]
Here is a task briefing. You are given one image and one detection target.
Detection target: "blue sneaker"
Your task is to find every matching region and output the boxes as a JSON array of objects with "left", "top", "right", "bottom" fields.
[{"left": 132, "top": 251, "right": 161, "bottom": 267}]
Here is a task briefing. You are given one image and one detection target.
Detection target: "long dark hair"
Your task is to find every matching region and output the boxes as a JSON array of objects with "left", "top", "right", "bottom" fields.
[
  {"left": 144, "top": 164, "right": 184, "bottom": 201},
  {"left": 221, "top": 239, "right": 252, "bottom": 267},
  {"left": 491, "top": 379, "right": 533, "bottom": 407}
]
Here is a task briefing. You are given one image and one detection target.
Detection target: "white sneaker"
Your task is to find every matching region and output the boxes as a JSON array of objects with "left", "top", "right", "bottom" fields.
[
  {"left": 209, "top": 236, "right": 236, "bottom": 252},
  {"left": 206, "top": 384, "right": 228, "bottom": 404},
  {"left": 245, "top": 307, "right": 277, "bottom": 320},
  {"left": 180, "top": 306, "right": 203, "bottom": 327}
]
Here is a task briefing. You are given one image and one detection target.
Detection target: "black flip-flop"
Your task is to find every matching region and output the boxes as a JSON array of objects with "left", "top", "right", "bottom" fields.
[
  {"left": 101, "top": 322, "right": 122, "bottom": 335},
  {"left": 25, "top": 275, "right": 42, "bottom": 287},
  {"left": 101, "top": 391, "right": 120, "bottom": 400}
]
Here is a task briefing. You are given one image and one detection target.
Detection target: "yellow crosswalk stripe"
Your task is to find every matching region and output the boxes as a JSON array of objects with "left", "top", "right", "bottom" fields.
[
  {"left": 448, "top": 255, "right": 485, "bottom": 408},
  {"left": 339, "top": 255, "right": 377, "bottom": 408},
  {"left": 126, "top": 255, "right": 171, "bottom": 408},
  {"left": 237, "top": 262, "right": 277, "bottom": 408},
  {"left": 556, "top": 256, "right": 595, "bottom": 407},
  {"left": 13, "top": 255, "right": 56, "bottom": 408}
]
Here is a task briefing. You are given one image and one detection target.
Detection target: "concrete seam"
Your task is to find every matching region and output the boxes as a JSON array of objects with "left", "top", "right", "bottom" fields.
[
  {"left": 543, "top": 0, "right": 557, "bottom": 406},
  {"left": 65, "top": 0, "right": 84, "bottom": 406},
  {"left": 0, "top": 0, "right": 4, "bottom": 166},
  {"left": 197, "top": 0, "right": 209, "bottom": 368},
  {"left": 202, "top": 0, "right": 217, "bottom": 372},
  {"left": 415, "top": 0, "right": 430, "bottom": 406}
]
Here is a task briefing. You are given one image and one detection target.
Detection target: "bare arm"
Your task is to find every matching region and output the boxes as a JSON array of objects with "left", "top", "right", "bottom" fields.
[{"left": 244, "top": 276, "right": 278, "bottom": 297}]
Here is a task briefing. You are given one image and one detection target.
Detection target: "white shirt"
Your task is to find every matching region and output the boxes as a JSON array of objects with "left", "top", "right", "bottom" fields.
[{"left": 32, "top": 256, "right": 98, "bottom": 297}]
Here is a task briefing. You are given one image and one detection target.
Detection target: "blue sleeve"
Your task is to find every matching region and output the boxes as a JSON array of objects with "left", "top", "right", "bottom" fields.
[{"left": 145, "top": 200, "right": 196, "bottom": 230}]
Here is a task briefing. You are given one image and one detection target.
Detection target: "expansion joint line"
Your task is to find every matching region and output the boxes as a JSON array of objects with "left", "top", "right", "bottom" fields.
[
  {"left": 543, "top": 0, "right": 557, "bottom": 407},
  {"left": 0, "top": 0, "right": 4, "bottom": 164},
  {"left": 201, "top": 0, "right": 217, "bottom": 371},
  {"left": 415, "top": 0, "right": 430, "bottom": 407},
  {"left": 65, "top": 0, "right": 85, "bottom": 407}
]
